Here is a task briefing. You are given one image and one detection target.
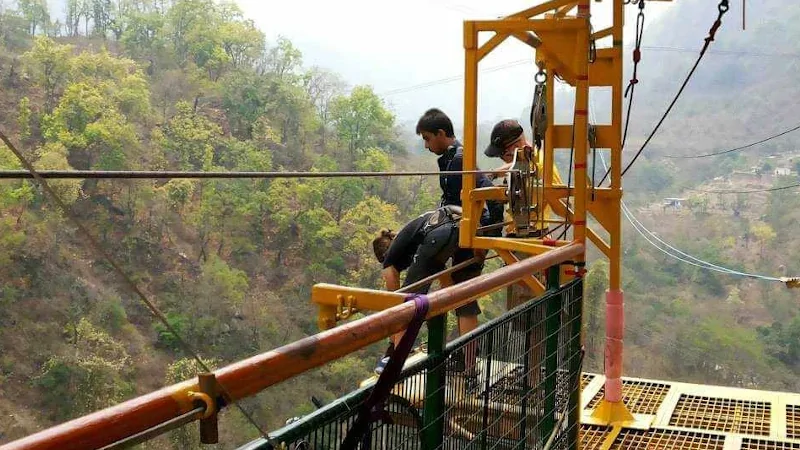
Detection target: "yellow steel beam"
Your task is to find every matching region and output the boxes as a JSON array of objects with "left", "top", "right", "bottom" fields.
[
  {"left": 472, "top": 18, "right": 585, "bottom": 33},
  {"left": 496, "top": 250, "right": 546, "bottom": 295},
  {"left": 473, "top": 236, "right": 565, "bottom": 255},
  {"left": 470, "top": 186, "right": 507, "bottom": 202},
  {"left": 461, "top": 20, "right": 479, "bottom": 249},
  {"left": 508, "top": 0, "right": 578, "bottom": 19},
  {"left": 477, "top": 32, "right": 511, "bottom": 62},
  {"left": 312, "top": 284, "right": 406, "bottom": 330},
  {"left": 587, "top": 228, "right": 611, "bottom": 258},
  {"left": 591, "top": 26, "right": 614, "bottom": 40},
  {"left": 555, "top": 1, "right": 578, "bottom": 17}
]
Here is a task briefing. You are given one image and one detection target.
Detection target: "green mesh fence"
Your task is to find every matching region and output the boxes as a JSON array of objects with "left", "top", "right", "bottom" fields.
[{"left": 239, "top": 277, "right": 583, "bottom": 450}]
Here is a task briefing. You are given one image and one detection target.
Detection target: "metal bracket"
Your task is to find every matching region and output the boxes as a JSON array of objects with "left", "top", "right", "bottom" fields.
[{"left": 195, "top": 373, "right": 219, "bottom": 444}]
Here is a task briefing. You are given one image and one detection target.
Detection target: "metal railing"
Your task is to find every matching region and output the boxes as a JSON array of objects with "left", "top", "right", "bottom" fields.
[
  {"left": 239, "top": 272, "right": 583, "bottom": 450},
  {"left": 3, "top": 244, "right": 583, "bottom": 450}
]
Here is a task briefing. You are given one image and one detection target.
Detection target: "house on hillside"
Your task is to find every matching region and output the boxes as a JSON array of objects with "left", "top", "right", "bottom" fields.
[
  {"left": 774, "top": 167, "right": 792, "bottom": 176},
  {"left": 663, "top": 197, "right": 686, "bottom": 211}
]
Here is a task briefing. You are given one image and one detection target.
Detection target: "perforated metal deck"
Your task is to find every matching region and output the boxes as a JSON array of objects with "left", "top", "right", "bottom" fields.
[{"left": 579, "top": 373, "right": 800, "bottom": 449}]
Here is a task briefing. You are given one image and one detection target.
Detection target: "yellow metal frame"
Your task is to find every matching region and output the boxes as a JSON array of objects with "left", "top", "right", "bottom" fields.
[
  {"left": 312, "top": 0, "right": 673, "bottom": 427},
  {"left": 459, "top": 0, "right": 676, "bottom": 426}
]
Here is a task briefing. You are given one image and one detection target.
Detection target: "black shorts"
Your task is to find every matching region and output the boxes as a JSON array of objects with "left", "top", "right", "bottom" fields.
[{"left": 402, "top": 223, "right": 483, "bottom": 317}]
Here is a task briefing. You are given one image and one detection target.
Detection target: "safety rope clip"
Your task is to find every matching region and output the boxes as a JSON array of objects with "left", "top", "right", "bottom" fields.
[{"left": 535, "top": 68, "right": 546, "bottom": 86}]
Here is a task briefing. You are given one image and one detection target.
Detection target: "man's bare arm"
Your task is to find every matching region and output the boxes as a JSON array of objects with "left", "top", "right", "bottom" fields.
[{"left": 382, "top": 266, "right": 401, "bottom": 291}]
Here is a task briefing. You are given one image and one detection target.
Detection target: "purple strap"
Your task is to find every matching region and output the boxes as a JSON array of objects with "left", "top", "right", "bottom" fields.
[{"left": 340, "top": 294, "right": 430, "bottom": 450}]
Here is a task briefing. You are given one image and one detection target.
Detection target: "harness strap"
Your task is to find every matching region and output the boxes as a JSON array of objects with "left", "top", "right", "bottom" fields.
[{"left": 340, "top": 294, "right": 430, "bottom": 450}]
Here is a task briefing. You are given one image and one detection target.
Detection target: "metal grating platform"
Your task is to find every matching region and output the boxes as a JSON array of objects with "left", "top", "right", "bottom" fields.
[
  {"left": 741, "top": 439, "right": 800, "bottom": 450},
  {"left": 578, "top": 373, "right": 800, "bottom": 449},
  {"left": 585, "top": 379, "right": 670, "bottom": 414},
  {"left": 579, "top": 424, "right": 610, "bottom": 450},
  {"left": 669, "top": 394, "right": 771, "bottom": 436},
  {"left": 788, "top": 405, "right": 800, "bottom": 439},
  {"left": 581, "top": 373, "right": 595, "bottom": 391},
  {"left": 610, "top": 428, "right": 726, "bottom": 449}
]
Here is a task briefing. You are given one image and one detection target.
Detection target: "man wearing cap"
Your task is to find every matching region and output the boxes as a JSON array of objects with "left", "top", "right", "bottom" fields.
[{"left": 484, "top": 118, "right": 563, "bottom": 238}]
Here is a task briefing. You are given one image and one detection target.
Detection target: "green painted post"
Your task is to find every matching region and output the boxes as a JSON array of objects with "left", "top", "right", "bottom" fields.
[
  {"left": 543, "top": 266, "right": 560, "bottom": 445},
  {"left": 423, "top": 315, "right": 446, "bottom": 450},
  {"left": 569, "top": 279, "right": 584, "bottom": 450}
]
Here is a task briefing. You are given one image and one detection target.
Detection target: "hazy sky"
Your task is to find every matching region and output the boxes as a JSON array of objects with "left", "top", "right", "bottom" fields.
[{"left": 235, "top": 0, "right": 674, "bottom": 127}]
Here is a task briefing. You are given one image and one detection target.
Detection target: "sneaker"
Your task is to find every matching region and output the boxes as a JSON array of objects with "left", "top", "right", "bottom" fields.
[{"left": 374, "top": 356, "right": 390, "bottom": 375}]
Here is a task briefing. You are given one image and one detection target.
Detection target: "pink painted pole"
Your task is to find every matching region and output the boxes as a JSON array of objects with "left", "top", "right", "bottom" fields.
[{"left": 605, "top": 288, "right": 624, "bottom": 402}]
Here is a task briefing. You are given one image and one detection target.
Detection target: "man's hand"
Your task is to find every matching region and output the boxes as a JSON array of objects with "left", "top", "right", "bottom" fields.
[
  {"left": 489, "top": 162, "right": 514, "bottom": 181},
  {"left": 473, "top": 248, "right": 488, "bottom": 262},
  {"left": 382, "top": 266, "right": 401, "bottom": 291}
]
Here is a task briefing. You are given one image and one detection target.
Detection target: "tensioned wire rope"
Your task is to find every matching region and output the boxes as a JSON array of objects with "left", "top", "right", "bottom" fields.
[
  {"left": 586, "top": 95, "right": 783, "bottom": 283},
  {"left": 593, "top": 137, "right": 782, "bottom": 282},
  {"left": 0, "top": 129, "right": 281, "bottom": 446},
  {"left": 0, "top": 126, "right": 527, "bottom": 446}
]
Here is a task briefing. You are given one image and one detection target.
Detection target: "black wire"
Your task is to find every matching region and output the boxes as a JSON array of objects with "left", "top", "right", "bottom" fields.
[
  {"left": 0, "top": 169, "right": 511, "bottom": 180},
  {"left": 597, "top": 0, "right": 645, "bottom": 187},
  {"left": 684, "top": 182, "right": 800, "bottom": 194},
  {"left": 620, "top": 1, "right": 730, "bottom": 178},
  {"left": 0, "top": 130, "right": 277, "bottom": 444},
  {"left": 662, "top": 123, "right": 800, "bottom": 158}
]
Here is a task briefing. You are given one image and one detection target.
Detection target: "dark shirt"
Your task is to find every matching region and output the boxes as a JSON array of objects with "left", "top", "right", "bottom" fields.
[
  {"left": 437, "top": 140, "right": 503, "bottom": 232},
  {"left": 382, "top": 211, "right": 431, "bottom": 271}
]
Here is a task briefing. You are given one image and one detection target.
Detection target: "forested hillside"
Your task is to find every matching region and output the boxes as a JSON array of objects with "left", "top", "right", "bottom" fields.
[
  {"left": 0, "top": 0, "right": 455, "bottom": 446},
  {"left": 584, "top": 0, "right": 800, "bottom": 392},
  {"left": 1, "top": 0, "right": 800, "bottom": 448}
]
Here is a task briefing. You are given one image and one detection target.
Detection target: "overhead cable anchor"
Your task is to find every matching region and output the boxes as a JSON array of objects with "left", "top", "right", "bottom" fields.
[{"left": 781, "top": 277, "right": 800, "bottom": 289}]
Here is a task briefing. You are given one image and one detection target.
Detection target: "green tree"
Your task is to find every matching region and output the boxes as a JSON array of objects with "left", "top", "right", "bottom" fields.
[
  {"left": 34, "top": 142, "right": 82, "bottom": 205},
  {"left": 36, "top": 318, "right": 132, "bottom": 419},
  {"left": 119, "top": 7, "right": 166, "bottom": 59},
  {"left": 17, "top": 0, "right": 49, "bottom": 35},
  {"left": 329, "top": 85, "right": 395, "bottom": 157},
  {"left": 17, "top": 97, "right": 31, "bottom": 141},
  {"left": 303, "top": 66, "right": 345, "bottom": 148},
  {"left": 22, "top": 37, "right": 73, "bottom": 112},
  {"left": 340, "top": 197, "right": 400, "bottom": 287},
  {"left": 41, "top": 82, "right": 137, "bottom": 170},
  {"left": 263, "top": 35, "right": 302, "bottom": 81},
  {"left": 156, "top": 100, "right": 220, "bottom": 169},
  {"left": 750, "top": 221, "right": 776, "bottom": 256},
  {"left": 70, "top": 48, "right": 152, "bottom": 120}
]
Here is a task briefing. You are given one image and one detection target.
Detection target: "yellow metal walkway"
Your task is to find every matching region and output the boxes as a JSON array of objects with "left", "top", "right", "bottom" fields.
[{"left": 580, "top": 373, "right": 800, "bottom": 449}]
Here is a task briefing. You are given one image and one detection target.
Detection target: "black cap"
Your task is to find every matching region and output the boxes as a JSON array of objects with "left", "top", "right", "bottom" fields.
[{"left": 484, "top": 119, "right": 524, "bottom": 157}]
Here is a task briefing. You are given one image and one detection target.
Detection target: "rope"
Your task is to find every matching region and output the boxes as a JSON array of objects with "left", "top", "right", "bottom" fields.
[
  {"left": 619, "top": 0, "right": 730, "bottom": 179},
  {"left": 662, "top": 123, "right": 800, "bottom": 158},
  {"left": 0, "top": 169, "right": 515, "bottom": 180},
  {"left": 0, "top": 129, "right": 278, "bottom": 445}
]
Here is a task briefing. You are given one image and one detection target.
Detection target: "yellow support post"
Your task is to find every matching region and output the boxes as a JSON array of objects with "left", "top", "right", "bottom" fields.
[
  {"left": 591, "top": 0, "right": 634, "bottom": 425},
  {"left": 460, "top": 20, "right": 479, "bottom": 250}
]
